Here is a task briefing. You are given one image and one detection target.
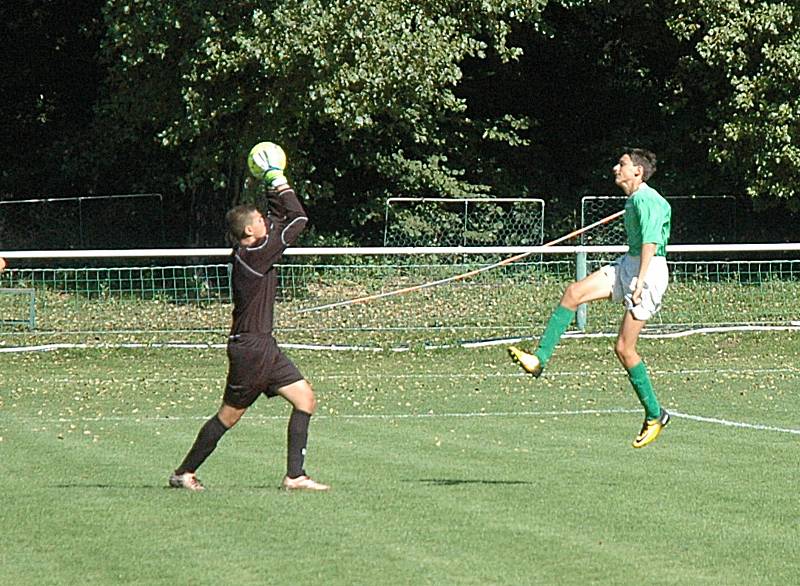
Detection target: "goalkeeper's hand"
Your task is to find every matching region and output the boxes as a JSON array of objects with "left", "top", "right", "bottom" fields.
[{"left": 251, "top": 149, "right": 288, "bottom": 188}]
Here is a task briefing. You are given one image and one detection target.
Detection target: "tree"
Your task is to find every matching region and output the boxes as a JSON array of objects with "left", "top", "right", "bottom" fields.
[
  {"left": 0, "top": 1, "right": 103, "bottom": 197},
  {"left": 91, "top": 0, "right": 548, "bottom": 244},
  {"left": 667, "top": 0, "right": 800, "bottom": 205}
]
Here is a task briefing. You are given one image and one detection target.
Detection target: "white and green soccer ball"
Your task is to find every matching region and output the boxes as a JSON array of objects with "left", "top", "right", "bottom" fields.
[{"left": 247, "top": 141, "right": 287, "bottom": 179}]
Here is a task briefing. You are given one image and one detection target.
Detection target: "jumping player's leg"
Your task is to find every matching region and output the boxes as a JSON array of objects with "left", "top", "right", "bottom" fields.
[
  {"left": 277, "top": 380, "right": 329, "bottom": 491},
  {"left": 541, "top": 269, "right": 614, "bottom": 361},
  {"left": 616, "top": 311, "right": 669, "bottom": 447},
  {"left": 616, "top": 311, "right": 660, "bottom": 417},
  {"left": 509, "top": 269, "right": 613, "bottom": 375}
]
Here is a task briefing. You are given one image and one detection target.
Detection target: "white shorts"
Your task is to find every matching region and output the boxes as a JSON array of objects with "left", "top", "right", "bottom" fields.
[{"left": 600, "top": 254, "right": 668, "bottom": 321}]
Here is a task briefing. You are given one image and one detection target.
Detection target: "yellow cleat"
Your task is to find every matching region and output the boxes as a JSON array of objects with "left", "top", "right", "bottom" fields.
[
  {"left": 507, "top": 346, "right": 543, "bottom": 378},
  {"left": 632, "top": 409, "right": 670, "bottom": 448}
]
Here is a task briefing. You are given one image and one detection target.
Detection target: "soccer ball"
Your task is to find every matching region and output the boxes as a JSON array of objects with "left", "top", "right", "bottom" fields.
[{"left": 247, "top": 141, "right": 287, "bottom": 178}]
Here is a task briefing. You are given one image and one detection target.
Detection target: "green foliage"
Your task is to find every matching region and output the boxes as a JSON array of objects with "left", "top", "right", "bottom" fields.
[
  {"left": 94, "top": 0, "right": 547, "bottom": 241},
  {"left": 29, "top": 0, "right": 797, "bottom": 247},
  {"left": 667, "top": 1, "right": 800, "bottom": 202}
]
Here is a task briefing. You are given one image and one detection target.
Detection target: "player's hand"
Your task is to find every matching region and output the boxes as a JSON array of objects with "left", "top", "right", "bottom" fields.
[
  {"left": 250, "top": 150, "right": 288, "bottom": 188},
  {"left": 629, "top": 277, "right": 645, "bottom": 305},
  {"left": 0, "top": 257, "right": 6, "bottom": 272}
]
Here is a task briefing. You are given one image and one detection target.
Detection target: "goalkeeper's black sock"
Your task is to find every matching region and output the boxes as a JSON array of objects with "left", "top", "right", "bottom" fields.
[
  {"left": 175, "top": 415, "right": 229, "bottom": 474},
  {"left": 286, "top": 409, "right": 311, "bottom": 478}
]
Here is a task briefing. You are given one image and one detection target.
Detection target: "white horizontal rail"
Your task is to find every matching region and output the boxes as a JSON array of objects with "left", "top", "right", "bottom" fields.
[
  {"left": 0, "top": 193, "right": 163, "bottom": 205},
  {"left": 0, "top": 243, "right": 799, "bottom": 259},
  {"left": 385, "top": 197, "right": 545, "bottom": 203}
]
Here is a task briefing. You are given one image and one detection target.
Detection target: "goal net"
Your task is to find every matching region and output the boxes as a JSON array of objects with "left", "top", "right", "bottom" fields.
[
  {"left": 581, "top": 195, "right": 737, "bottom": 247},
  {"left": 384, "top": 197, "right": 545, "bottom": 247},
  {"left": 0, "top": 194, "right": 166, "bottom": 250}
]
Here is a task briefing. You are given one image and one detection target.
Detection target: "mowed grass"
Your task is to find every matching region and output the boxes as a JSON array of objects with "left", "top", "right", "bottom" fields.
[{"left": 1, "top": 331, "right": 799, "bottom": 585}]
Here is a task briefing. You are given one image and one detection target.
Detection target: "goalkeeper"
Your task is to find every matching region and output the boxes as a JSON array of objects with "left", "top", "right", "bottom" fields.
[
  {"left": 169, "top": 144, "right": 329, "bottom": 491},
  {"left": 509, "top": 148, "right": 672, "bottom": 448}
]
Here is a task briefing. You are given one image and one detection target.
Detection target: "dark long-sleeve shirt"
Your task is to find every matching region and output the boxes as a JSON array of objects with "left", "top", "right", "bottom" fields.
[{"left": 229, "top": 188, "right": 307, "bottom": 336}]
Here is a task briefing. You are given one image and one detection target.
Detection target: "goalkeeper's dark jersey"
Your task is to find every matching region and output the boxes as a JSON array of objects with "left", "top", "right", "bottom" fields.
[{"left": 229, "top": 188, "right": 307, "bottom": 336}]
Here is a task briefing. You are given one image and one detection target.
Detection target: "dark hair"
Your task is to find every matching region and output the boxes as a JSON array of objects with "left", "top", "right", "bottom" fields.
[
  {"left": 624, "top": 148, "right": 657, "bottom": 181},
  {"left": 226, "top": 204, "right": 258, "bottom": 242}
]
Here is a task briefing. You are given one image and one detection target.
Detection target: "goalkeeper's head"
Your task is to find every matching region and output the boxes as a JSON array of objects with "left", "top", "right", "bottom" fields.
[{"left": 226, "top": 204, "right": 266, "bottom": 245}]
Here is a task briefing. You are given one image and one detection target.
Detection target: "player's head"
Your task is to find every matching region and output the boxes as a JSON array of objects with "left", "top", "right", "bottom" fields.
[
  {"left": 622, "top": 147, "right": 657, "bottom": 181},
  {"left": 226, "top": 204, "right": 266, "bottom": 243}
]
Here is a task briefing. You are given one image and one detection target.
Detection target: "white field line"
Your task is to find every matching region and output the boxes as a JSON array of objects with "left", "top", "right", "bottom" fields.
[
  {"left": 7, "top": 408, "right": 800, "bottom": 436},
  {"left": 1, "top": 324, "right": 799, "bottom": 354},
  {"left": 670, "top": 410, "right": 800, "bottom": 435},
  {"left": 310, "top": 367, "right": 799, "bottom": 379}
]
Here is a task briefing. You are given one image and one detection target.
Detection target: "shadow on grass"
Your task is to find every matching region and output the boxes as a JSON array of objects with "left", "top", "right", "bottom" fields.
[
  {"left": 53, "top": 483, "right": 167, "bottom": 490},
  {"left": 412, "top": 478, "right": 534, "bottom": 486},
  {"left": 52, "top": 483, "right": 288, "bottom": 491}
]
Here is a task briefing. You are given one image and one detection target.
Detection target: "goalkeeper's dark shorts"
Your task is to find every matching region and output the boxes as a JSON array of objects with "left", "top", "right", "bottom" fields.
[{"left": 223, "top": 333, "right": 303, "bottom": 408}]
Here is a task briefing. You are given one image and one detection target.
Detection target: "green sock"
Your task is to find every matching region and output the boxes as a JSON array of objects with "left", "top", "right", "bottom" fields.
[
  {"left": 534, "top": 305, "right": 575, "bottom": 367},
  {"left": 627, "top": 361, "right": 661, "bottom": 420}
]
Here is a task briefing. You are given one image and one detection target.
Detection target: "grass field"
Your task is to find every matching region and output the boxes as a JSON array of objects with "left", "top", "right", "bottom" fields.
[{"left": 1, "top": 331, "right": 799, "bottom": 585}]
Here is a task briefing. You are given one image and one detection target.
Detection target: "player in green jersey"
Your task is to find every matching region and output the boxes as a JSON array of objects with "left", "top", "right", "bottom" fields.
[{"left": 509, "top": 148, "right": 672, "bottom": 448}]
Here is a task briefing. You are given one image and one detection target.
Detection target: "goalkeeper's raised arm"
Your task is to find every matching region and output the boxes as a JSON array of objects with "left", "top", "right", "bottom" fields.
[
  {"left": 248, "top": 141, "right": 288, "bottom": 189},
  {"left": 267, "top": 183, "right": 308, "bottom": 248},
  {"left": 247, "top": 141, "right": 308, "bottom": 247},
  {"left": 259, "top": 161, "right": 308, "bottom": 247}
]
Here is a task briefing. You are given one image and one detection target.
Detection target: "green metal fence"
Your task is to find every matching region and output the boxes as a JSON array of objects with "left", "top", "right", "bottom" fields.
[{"left": 0, "top": 247, "right": 798, "bottom": 347}]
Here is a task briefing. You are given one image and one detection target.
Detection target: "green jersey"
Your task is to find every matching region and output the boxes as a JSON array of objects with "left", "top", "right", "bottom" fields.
[{"left": 624, "top": 184, "right": 671, "bottom": 256}]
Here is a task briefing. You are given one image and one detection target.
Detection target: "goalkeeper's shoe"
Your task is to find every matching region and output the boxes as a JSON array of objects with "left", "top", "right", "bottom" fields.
[
  {"left": 507, "top": 346, "right": 543, "bottom": 378},
  {"left": 632, "top": 409, "right": 670, "bottom": 449},
  {"left": 168, "top": 472, "right": 205, "bottom": 492},
  {"left": 282, "top": 475, "right": 330, "bottom": 492}
]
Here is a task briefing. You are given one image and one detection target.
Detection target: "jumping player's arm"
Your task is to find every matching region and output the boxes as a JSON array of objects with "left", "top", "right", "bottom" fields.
[{"left": 632, "top": 243, "right": 656, "bottom": 304}]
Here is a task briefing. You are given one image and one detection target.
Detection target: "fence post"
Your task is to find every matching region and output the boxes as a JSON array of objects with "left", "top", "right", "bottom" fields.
[
  {"left": 576, "top": 250, "right": 587, "bottom": 330},
  {"left": 27, "top": 289, "right": 36, "bottom": 330}
]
